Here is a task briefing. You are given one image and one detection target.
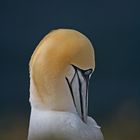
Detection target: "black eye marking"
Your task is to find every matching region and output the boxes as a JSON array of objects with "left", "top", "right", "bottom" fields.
[
  {"left": 83, "top": 69, "right": 93, "bottom": 76},
  {"left": 71, "top": 64, "right": 93, "bottom": 79}
]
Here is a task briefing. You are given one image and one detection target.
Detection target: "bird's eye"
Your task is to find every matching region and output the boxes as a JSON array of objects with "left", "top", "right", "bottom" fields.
[{"left": 83, "top": 69, "right": 93, "bottom": 76}]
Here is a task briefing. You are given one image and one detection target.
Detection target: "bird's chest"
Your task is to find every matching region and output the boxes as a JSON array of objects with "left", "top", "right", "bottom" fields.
[{"left": 28, "top": 110, "right": 101, "bottom": 140}]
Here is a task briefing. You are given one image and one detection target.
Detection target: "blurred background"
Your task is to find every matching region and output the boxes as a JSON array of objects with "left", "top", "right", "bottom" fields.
[{"left": 0, "top": 0, "right": 140, "bottom": 140}]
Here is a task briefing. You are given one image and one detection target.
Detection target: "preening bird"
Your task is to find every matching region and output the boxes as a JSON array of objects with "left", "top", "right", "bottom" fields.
[{"left": 28, "top": 29, "right": 104, "bottom": 140}]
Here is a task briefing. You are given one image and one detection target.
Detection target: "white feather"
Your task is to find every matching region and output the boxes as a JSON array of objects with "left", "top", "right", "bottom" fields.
[{"left": 28, "top": 108, "right": 104, "bottom": 140}]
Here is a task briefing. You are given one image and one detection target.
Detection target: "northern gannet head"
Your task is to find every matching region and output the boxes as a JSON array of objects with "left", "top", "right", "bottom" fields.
[{"left": 29, "top": 29, "right": 95, "bottom": 123}]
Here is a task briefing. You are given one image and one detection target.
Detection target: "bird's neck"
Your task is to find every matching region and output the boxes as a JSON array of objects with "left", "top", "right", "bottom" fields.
[{"left": 29, "top": 77, "right": 76, "bottom": 113}]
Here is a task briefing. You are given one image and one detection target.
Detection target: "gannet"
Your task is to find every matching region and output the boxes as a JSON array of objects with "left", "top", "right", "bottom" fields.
[{"left": 28, "top": 29, "right": 104, "bottom": 140}]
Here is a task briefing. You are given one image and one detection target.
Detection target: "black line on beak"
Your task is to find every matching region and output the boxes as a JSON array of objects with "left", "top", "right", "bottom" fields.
[
  {"left": 72, "top": 65, "right": 93, "bottom": 122},
  {"left": 65, "top": 77, "right": 76, "bottom": 108},
  {"left": 66, "top": 64, "right": 93, "bottom": 123},
  {"left": 72, "top": 66, "right": 85, "bottom": 122},
  {"left": 76, "top": 70, "right": 84, "bottom": 121}
]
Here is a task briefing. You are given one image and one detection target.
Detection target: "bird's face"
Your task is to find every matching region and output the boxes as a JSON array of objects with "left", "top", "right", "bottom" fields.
[
  {"left": 29, "top": 29, "right": 95, "bottom": 123},
  {"left": 65, "top": 64, "right": 93, "bottom": 122}
]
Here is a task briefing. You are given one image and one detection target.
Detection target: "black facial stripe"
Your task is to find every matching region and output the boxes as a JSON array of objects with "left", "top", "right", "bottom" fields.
[
  {"left": 65, "top": 77, "right": 76, "bottom": 109},
  {"left": 70, "top": 68, "right": 76, "bottom": 85}
]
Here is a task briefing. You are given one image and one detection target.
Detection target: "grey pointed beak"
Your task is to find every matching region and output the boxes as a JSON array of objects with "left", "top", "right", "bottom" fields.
[{"left": 66, "top": 65, "right": 93, "bottom": 123}]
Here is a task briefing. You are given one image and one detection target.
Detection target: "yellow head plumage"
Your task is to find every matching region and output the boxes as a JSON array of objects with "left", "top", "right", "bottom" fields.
[{"left": 29, "top": 29, "right": 95, "bottom": 111}]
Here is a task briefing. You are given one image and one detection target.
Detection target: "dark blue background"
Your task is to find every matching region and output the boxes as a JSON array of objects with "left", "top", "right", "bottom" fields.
[{"left": 0, "top": 0, "right": 140, "bottom": 140}]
